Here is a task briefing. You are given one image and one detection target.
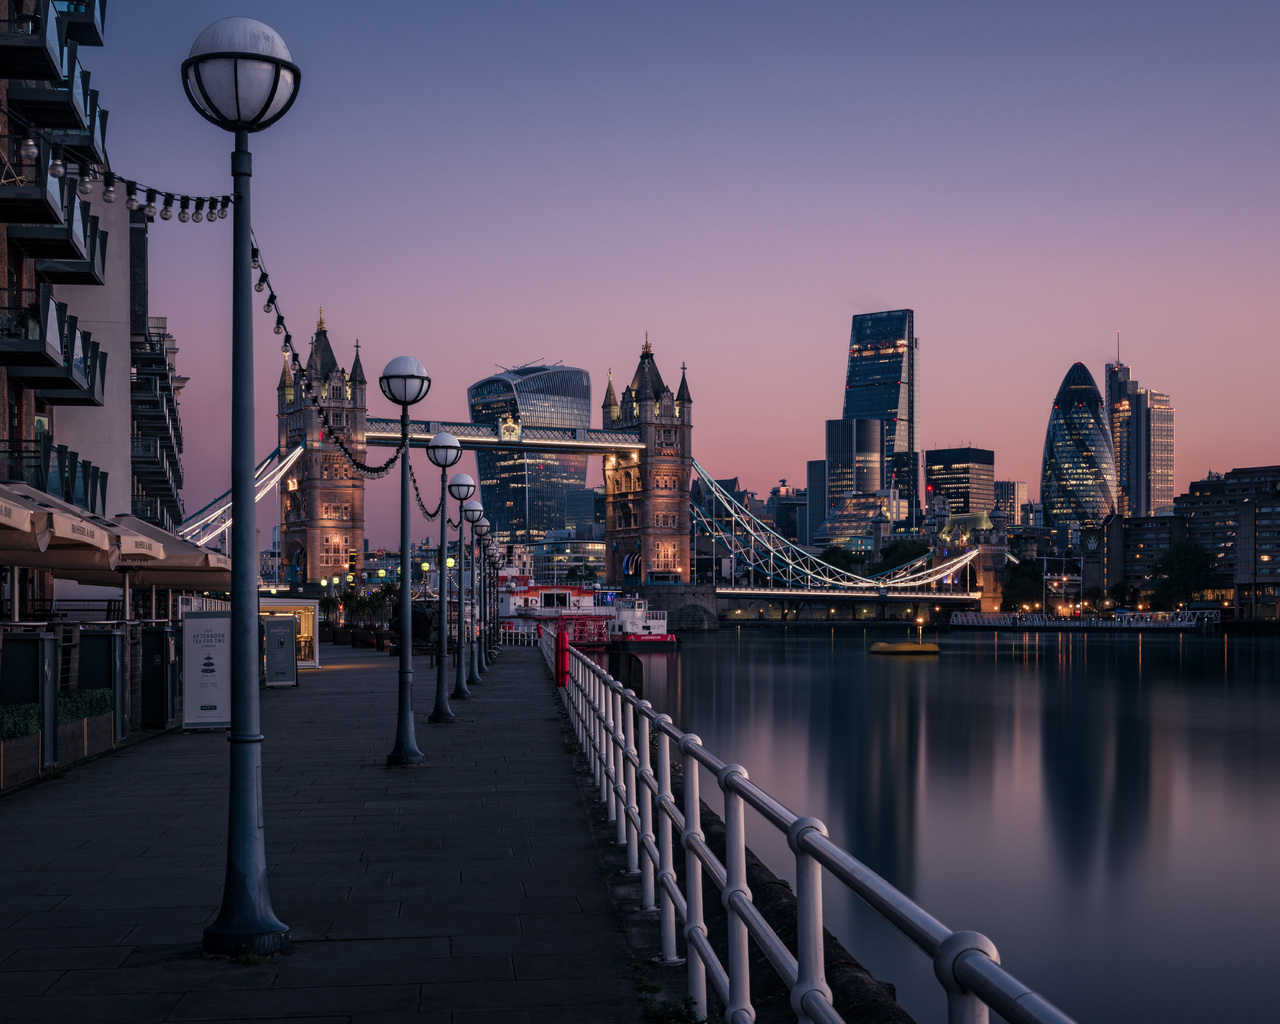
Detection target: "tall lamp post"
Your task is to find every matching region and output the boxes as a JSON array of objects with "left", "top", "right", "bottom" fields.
[
  {"left": 379, "top": 357, "right": 430, "bottom": 766},
  {"left": 448, "top": 477, "right": 477, "bottom": 701},
  {"left": 458, "top": 497, "right": 483, "bottom": 693},
  {"left": 425, "top": 433, "right": 462, "bottom": 722},
  {"left": 182, "top": 17, "right": 300, "bottom": 957},
  {"left": 476, "top": 530, "right": 492, "bottom": 670},
  {"left": 471, "top": 518, "right": 491, "bottom": 676}
]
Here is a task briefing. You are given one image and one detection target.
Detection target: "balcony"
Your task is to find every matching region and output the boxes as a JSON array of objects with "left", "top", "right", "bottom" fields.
[
  {"left": 52, "top": 0, "right": 105, "bottom": 47},
  {"left": 1, "top": 436, "right": 53, "bottom": 492},
  {"left": 0, "top": 0, "right": 64, "bottom": 81},
  {"left": 0, "top": 435, "right": 105, "bottom": 514},
  {"left": 7, "top": 184, "right": 87, "bottom": 259},
  {"left": 9, "top": 314, "right": 107, "bottom": 406},
  {"left": 35, "top": 212, "right": 105, "bottom": 284},
  {"left": 8, "top": 40, "right": 88, "bottom": 130},
  {"left": 45, "top": 88, "right": 107, "bottom": 166},
  {"left": 0, "top": 285, "right": 65, "bottom": 367},
  {"left": 131, "top": 495, "right": 158, "bottom": 521},
  {"left": 0, "top": 136, "right": 65, "bottom": 225}
]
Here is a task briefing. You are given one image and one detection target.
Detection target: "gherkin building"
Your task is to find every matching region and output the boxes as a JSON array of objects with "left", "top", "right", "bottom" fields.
[{"left": 1040, "top": 363, "right": 1117, "bottom": 527}]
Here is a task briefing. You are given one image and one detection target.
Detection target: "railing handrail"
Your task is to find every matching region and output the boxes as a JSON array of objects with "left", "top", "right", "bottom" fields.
[{"left": 544, "top": 627, "right": 1080, "bottom": 1024}]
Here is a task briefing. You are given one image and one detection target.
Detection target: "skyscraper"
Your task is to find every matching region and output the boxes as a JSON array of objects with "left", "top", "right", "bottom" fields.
[
  {"left": 468, "top": 365, "right": 591, "bottom": 545},
  {"left": 1041, "top": 363, "right": 1117, "bottom": 527},
  {"left": 925, "top": 448, "right": 996, "bottom": 515},
  {"left": 843, "top": 309, "right": 919, "bottom": 505},
  {"left": 824, "top": 419, "right": 856, "bottom": 508},
  {"left": 1106, "top": 362, "right": 1175, "bottom": 516},
  {"left": 995, "top": 480, "right": 1029, "bottom": 525}
]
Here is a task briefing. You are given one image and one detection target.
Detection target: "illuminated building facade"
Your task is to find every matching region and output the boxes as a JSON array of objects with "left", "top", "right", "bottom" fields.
[
  {"left": 925, "top": 447, "right": 995, "bottom": 515},
  {"left": 467, "top": 365, "right": 591, "bottom": 545},
  {"left": 1106, "top": 362, "right": 1175, "bottom": 516},
  {"left": 995, "top": 480, "right": 1028, "bottom": 525},
  {"left": 1040, "top": 362, "right": 1117, "bottom": 528},
  {"left": 842, "top": 309, "right": 919, "bottom": 507}
]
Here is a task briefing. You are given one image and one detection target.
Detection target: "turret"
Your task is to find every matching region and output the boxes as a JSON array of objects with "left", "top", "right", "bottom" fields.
[{"left": 602, "top": 368, "right": 619, "bottom": 425}]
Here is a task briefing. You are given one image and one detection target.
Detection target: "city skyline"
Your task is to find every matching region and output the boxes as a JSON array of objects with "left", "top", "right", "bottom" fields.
[{"left": 77, "top": 2, "right": 1280, "bottom": 544}]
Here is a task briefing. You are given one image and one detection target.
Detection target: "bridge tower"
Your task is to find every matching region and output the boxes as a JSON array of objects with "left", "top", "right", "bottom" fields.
[
  {"left": 277, "top": 312, "right": 367, "bottom": 587},
  {"left": 602, "top": 336, "right": 693, "bottom": 584}
]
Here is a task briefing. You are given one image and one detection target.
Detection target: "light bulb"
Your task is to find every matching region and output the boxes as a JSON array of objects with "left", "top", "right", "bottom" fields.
[
  {"left": 251, "top": 247, "right": 260, "bottom": 270},
  {"left": 102, "top": 183, "right": 116, "bottom": 203},
  {"left": 77, "top": 177, "right": 93, "bottom": 197},
  {"left": 192, "top": 198, "right": 204, "bottom": 223},
  {"left": 255, "top": 272, "right": 268, "bottom": 293},
  {"left": 274, "top": 315, "right": 285, "bottom": 335},
  {"left": 263, "top": 295, "right": 275, "bottom": 313},
  {"left": 178, "top": 208, "right": 189, "bottom": 222},
  {"left": 49, "top": 157, "right": 65, "bottom": 178},
  {"left": 160, "top": 205, "right": 172, "bottom": 221},
  {"left": 19, "top": 138, "right": 38, "bottom": 161}
]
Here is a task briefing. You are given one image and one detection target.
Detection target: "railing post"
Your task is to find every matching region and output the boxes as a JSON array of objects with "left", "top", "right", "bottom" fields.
[
  {"left": 788, "top": 817, "right": 834, "bottom": 1024},
  {"left": 935, "top": 931, "right": 999, "bottom": 1024},
  {"left": 654, "top": 718, "right": 683, "bottom": 965},
  {"left": 719, "top": 764, "right": 755, "bottom": 1024},
  {"left": 680, "top": 733, "right": 708, "bottom": 1019},
  {"left": 637, "top": 703, "right": 656, "bottom": 910},
  {"left": 623, "top": 692, "right": 640, "bottom": 874},
  {"left": 596, "top": 675, "right": 610, "bottom": 805},
  {"left": 612, "top": 687, "right": 627, "bottom": 845}
]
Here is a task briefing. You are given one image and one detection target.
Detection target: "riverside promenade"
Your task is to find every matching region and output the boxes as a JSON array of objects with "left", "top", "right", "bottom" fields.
[{"left": 0, "top": 646, "right": 648, "bottom": 1024}]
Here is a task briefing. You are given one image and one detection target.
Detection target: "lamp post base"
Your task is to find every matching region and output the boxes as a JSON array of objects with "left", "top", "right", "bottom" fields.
[
  {"left": 427, "top": 711, "right": 457, "bottom": 724},
  {"left": 203, "top": 916, "right": 290, "bottom": 957},
  {"left": 386, "top": 751, "right": 426, "bottom": 766}
]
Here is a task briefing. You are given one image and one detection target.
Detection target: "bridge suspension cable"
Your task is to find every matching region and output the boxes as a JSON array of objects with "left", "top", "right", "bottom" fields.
[
  {"left": 690, "top": 459, "right": 980, "bottom": 592},
  {"left": 178, "top": 444, "right": 305, "bottom": 547}
]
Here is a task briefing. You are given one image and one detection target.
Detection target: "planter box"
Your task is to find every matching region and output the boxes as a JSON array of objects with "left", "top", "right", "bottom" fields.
[
  {"left": 351, "top": 630, "right": 376, "bottom": 649},
  {"left": 0, "top": 732, "right": 41, "bottom": 790},
  {"left": 55, "top": 713, "right": 114, "bottom": 766}
]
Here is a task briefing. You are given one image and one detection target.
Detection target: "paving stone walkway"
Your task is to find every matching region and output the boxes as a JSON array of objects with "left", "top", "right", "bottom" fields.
[{"left": 0, "top": 645, "right": 646, "bottom": 1024}]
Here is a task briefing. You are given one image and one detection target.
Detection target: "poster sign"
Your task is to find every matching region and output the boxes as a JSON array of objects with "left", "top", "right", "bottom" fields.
[
  {"left": 182, "top": 611, "right": 231, "bottom": 729},
  {"left": 263, "top": 615, "right": 298, "bottom": 687}
]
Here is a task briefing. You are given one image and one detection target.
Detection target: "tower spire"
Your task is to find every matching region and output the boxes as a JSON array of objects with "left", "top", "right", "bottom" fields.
[{"left": 642, "top": 331, "right": 652, "bottom": 356}]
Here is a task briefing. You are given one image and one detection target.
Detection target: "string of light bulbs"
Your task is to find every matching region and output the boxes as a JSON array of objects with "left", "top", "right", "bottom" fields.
[
  {"left": 1, "top": 100, "right": 231, "bottom": 223},
  {"left": 407, "top": 457, "right": 463, "bottom": 529},
  {"left": 250, "top": 230, "right": 408, "bottom": 480}
]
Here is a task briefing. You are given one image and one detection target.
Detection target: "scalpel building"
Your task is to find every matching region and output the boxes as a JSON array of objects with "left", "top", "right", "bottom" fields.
[
  {"left": 1040, "top": 362, "right": 1117, "bottom": 528},
  {"left": 468, "top": 365, "right": 591, "bottom": 545}
]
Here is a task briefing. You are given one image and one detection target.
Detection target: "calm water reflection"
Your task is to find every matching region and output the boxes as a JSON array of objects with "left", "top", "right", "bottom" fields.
[{"left": 638, "top": 627, "right": 1280, "bottom": 1024}]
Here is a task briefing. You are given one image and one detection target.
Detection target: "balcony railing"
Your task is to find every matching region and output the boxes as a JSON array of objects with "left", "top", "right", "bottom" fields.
[
  {"left": 35, "top": 325, "right": 106, "bottom": 406},
  {"left": 0, "top": 135, "right": 65, "bottom": 225},
  {"left": 8, "top": 39, "right": 88, "bottom": 131},
  {"left": 1, "top": 436, "right": 53, "bottom": 492},
  {"left": 0, "top": 285, "right": 65, "bottom": 367},
  {"left": 7, "top": 183, "right": 86, "bottom": 260},
  {"left": 131, "top": 495, "right": 158, "bottom": 521},
  {"left": 35, "top": 212, "right": 105, "bottom": 285},
  {"left": 0, "top": 435, "right": 105, "bottom": 514},
  {"left": 52, "top": 0, "right": 105, "bottom": 47},
  {"left": 45, "top": 87, "right": 107, "bottom": 166},
  {"left": 0, "top": 0, "right": 64, "bottom": 81}
]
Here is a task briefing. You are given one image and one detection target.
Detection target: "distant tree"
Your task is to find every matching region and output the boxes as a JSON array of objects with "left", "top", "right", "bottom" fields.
[
  {"left": 1000, "top": 558, "right": 1044, "bottom": 612},
  {"left": 1081, "top": 586, "right": 1106, "bottom": 614},
  {"left": 1107, "top": 580, "right": 1135, "bottom": 608},
  {"left": 319, "top": 594, "right": 340, "bottom": 626},
  {"left": 1151, "top": 539, "right": 1219, "bottom": 609},
  {"left": 870, "top": 539, "right": 929, "bottom": 575},
  {"left": 818, "top": 545, "right": 863, "bottom": 573}
]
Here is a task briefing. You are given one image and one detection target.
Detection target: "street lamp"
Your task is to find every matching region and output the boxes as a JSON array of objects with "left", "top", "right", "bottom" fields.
[
  {"left": 425, "top": 433, "right": 462, "bottom": 722},
  {"left": 379, "top": 356, "right": 430, "bottom": 767},
  {"left": 472, "top": 517, "right": 491, "bottom": 675},
  {"left": 460, "top": 498, "right": 484, "bottom": 691},
  {"left": 447, "top": 473, "right": 477, "bottom": 702},
  {"left": 183, "top": 17, "right": 299, "bottom": 958},
  {"left": 478, "top": 531, "right": 493, "bottom": 669}
]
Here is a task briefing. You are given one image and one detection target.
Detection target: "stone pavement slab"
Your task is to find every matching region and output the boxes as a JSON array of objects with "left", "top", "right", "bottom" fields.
[{"left": 0, "top": 645, "right": 646, "bottom": 1023}]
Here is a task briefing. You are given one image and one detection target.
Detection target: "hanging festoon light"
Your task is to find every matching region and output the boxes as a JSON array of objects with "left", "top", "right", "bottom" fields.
[
  {"left": 207, "top": 197, "right": 219, "bottom": 226},
  {"left": 77, "top": 168, "right": 94, "bottom": 196},
  {"left": 48, "top": 151, "right": 65, "bottom": 178},
  {"left": 19, "top": 137, "right": 38, "bottom": 161},
  {"left": 274, "top": 313, "right": 285, "bottom": 335},
  {"left": 192, "top": 197, "right": 205, "bottom": 222},
  {"left": 255, "top": 271, "right": 268, "bottom": 292},
  {"left": 219, "top": 196, "right": 231, "bottom": 219},
  {"left": 125, "top": 182, "right": 140, "bottom": 211},
  {"left": 160, "top": 194, "right": 174, "bottom": 220},
  {"left": 177, "top": 196, "right": 190, "bottom": 221},
  {"left": 102, "top": 174, "right": 116, "bottom": 202},
  {"left": 263, "top": 291, "right": 276, "bottom": 312},
  {"left": 144, "top": 189, "right": 158, "bottom": 217}
]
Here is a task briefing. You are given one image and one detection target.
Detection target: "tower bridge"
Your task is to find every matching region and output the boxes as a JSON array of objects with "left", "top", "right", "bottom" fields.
[{"left": 186, "top": 319, "right": 991, "bottom": 604}]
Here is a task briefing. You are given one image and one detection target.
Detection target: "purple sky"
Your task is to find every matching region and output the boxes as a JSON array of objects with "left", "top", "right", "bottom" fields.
[{"left": 88, "top": 2, "right": 1280, "bottom": 546}]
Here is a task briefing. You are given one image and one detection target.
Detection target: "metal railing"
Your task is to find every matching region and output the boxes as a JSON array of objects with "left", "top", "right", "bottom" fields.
[{"left": 543, "top": 628, "right": 1078, "bottom": 1024}]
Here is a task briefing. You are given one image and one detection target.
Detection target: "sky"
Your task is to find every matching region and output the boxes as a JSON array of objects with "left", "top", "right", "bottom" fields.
[{"left": 85, "top": 2, "right": 1280, "bottom": 545}]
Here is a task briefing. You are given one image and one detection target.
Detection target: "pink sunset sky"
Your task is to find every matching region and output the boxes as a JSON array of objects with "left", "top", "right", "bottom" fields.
[{"left": 87, "top": 2, "right": 1280, "bottom": 546}]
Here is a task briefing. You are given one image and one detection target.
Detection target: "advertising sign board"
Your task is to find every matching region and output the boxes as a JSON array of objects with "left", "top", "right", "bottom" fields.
[
  {"left": 182, "top": 611, "right": 231, "bottom": 729},
  {"left": 262, "top": 615, "right": 298, "bottom": 687}
]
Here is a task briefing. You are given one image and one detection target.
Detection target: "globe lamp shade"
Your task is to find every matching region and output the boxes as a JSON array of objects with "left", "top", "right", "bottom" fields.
[
  {"left": 426, "top": 431, "right": 462, "bottom": 469},
  {"left": 183, "top": 18, "right": 300, "bottom": 132},
  {"left": 474, "top": 517, "right": 491, "bottom": 538},
  {"left": 379, "top": 356, "right": 431, "bottom": 407},
  {"left": 448, "top": 473, "right": 476, "bottom": 502},
  {"left": 461, "top": 499, "right": 484, "bottom": 524}
]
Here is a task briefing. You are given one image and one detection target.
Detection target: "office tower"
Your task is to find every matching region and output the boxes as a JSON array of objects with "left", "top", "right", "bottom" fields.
[
  {"left": 843, "top": 309, "right": 919, "bottom": 497},
  {"left": 468, "top": 365, "right": 591, "bottom": 545},
  {"left": 925, "top": 448, "right": 996, "bottom": 515},
  {"left": 825, "top": 419, "right": 856, "bottom": 508},
  {"left": 1106, "top": 362, "right": 1176, "bottom": 516},
  {"left": 888, "top": 450, "right": 922, "bottom": 519},
  {"left": 855, "top": 419, "right": 883, "bottom": 494},
  {"left": 806, "top": 459, "right": 827, "bottom": 545},
  {"left": 1041, "top": 363, "right": 1117, "bottom": 528},
  {"left": 995, "top": 481, "right": 1028, "bottom": 525}
]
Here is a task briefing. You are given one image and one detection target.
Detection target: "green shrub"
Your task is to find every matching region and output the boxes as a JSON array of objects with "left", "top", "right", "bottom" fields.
[
  {"left": 57, "top": 688, "right": 114, "bottom": 724},
  {"left": 0, "top": 703, "right": 41, "bottom": 741}
]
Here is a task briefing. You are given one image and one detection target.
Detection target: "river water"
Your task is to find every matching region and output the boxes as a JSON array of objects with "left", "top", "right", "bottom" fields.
[{"left": 634, "top": 626, "right": 1280, "bottom": 1024}]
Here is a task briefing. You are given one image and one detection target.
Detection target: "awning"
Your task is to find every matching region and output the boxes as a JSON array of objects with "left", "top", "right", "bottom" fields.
[
  {"left": 0, "top": 487, "right": 52, "bottom": 554},
  {"left": 51, "top": 515, "right": 230, "bottom": 590},
  {"left": 0, "top": 482, "right": 117, "bottom": 570}
]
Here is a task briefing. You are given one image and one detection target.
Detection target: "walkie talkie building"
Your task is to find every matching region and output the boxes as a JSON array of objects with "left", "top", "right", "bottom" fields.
[
  {"left": 1040, "top": 363, "right": 1117, "bottom": 527},
  {"left": 468, "top": 365, "right": 591, "bottom": 545}
]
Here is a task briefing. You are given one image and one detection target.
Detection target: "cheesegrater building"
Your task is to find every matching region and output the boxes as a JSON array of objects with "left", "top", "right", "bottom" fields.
[
  {"left": 468, "top": 365, "right": 591, "bottom": 546},
  {"left": 842, "top": 309, "right": 920, "bottom": 513},
  {"left": 1041, "top": 362, "right": 1117, "bottom": 527}
]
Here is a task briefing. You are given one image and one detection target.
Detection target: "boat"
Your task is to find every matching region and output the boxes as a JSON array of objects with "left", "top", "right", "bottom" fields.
[
  {"left": 608, "top": 596, "right": 677, "bottom": 651},
  {"left": 498, "top": 574, "right": 611, "bottom": 648},
  {"left": 869, "top": 641, "right": 940, "bottom": 655}
]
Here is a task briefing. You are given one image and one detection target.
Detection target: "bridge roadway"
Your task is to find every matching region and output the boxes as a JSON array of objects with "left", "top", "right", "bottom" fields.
[
  {"left": 365, "top": 418, "right": 645, "bottom": 454},
  {"left": 715, "top": 586, "right": 980, "bottom": 602},
  {"left": 0, "top": 646, "right": 655, "bottom": 1023}
]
